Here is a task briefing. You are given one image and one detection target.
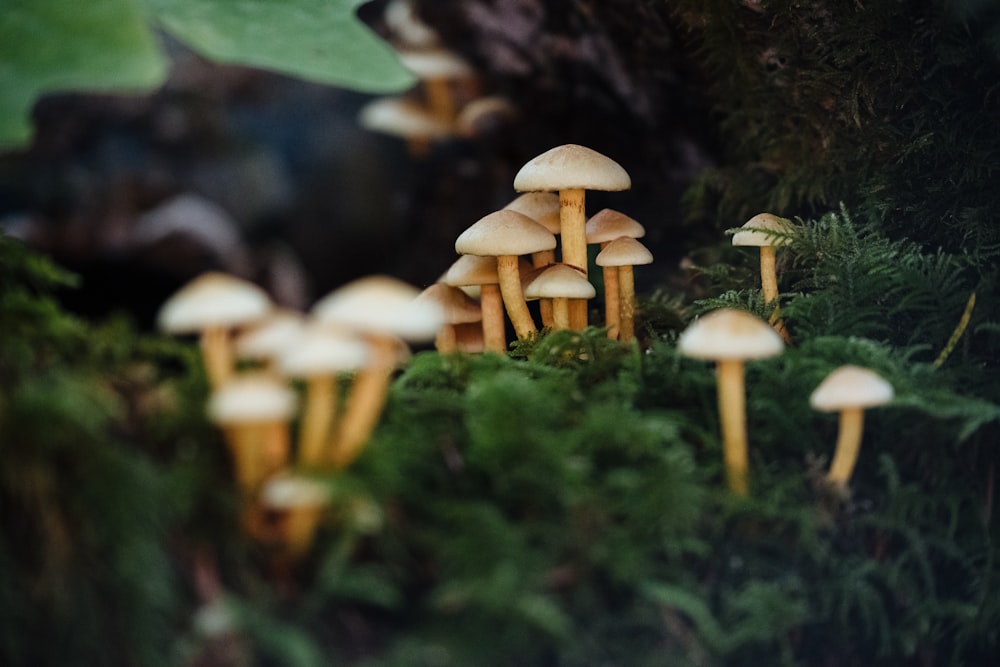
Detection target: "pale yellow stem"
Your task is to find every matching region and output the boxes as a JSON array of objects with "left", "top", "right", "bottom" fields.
[
  {"left": 559, "top": 188, "right": 589, "bottom": 330},
  {"left": 225, "top": 421, "right": 289, "bottom": 492},
  {"left": 826, "top": 407, "right": 865, "bottom": 488},
  {"left": 329, "top": 337, "right": 397, "bottom": 469},
  {"left": 618, "top": 265, "right": 636, "bottom": 343},
  {"left": 435, "top": 324, "right": 458, "bottom": 353},
  {"left": 759, "top": 245, "right": 790, "bottom": 342},
  {"left": 480, "top": 284, "right": 507, "bottom": 352},
  {"left": 424, "top": 78, "right": 456, "bottom": 125},
  {"left": 281, "top": 505, "right": 328, "bottom": 560},
  {"left": 601, "top": 240, "right": 621, "bottom": 339},
  {"left": 532, "top": 249, "right": 556, "bottom": 328},
  {"left": 551, "top": 297, "right": 571, "bottom": 330},
  {"left": 497, "top": 254, "right": 536, "bottom": 339},
  {"left": 200, "top": 326, "right": 233, "bottom": 389},
  {"left": 298, "top": 376, "right": 336, "bottom": 468},
  {"left": 716, "top": 359, "right": 749, "bottom": 496}
]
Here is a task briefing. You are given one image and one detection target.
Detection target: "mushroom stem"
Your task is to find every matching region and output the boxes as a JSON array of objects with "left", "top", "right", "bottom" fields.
[
  {"left": 480, "top": 284, "right": 507, "bottom": 352},
  {"left": 329, "top": 336, "right": 397, "bottom": 469},
  {"left": 559, "top": 188, "right": 589, "bottom": 329},
  {"left": 758, "top": 246, "right": 790, "bottom": 342},
  {"left": 532, "top": 250, "right": 556, "bottom": 328},
  {"left": 551, "top": 297, "right": 571, "bottom": 330},
  {"left": 435, "top": 324, "right": 458, "bottom": 353},
  {"left": 618, "top": 265, "right": 637, "bottom": 343},
  {"left": 496, "top": 254, "right": 537, "bottom": 338},
  {"left": 601, "top": 241, "right": 621, "bottom": 339},
  {"left": 827, "top": 407, "right": 865, "bottom": 488},
  {"left": 424, "top": 78, "right": 456, "bottom": 124},
  {"left": 298, "top": 376, "right": 337, "bottom": 468},
  {"left": 225, "top": 422, "right": 289, "bottom": 492},
  {"left": 200, "top": 326, "right": 233, "bottom": 389},
  {"left": 716, "top": 359, "right": 749, "bottom": 496}
]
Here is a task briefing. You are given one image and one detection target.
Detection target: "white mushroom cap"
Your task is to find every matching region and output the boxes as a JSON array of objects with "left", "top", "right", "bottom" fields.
[
  {"left": 397, "top": 48, "right": 475, "bottom": 80},
  {"left": 312, "top": 275, "right": 444, "bottom": 342},
  {"left": 278, "top": 326, "right": 371, "bottom": 378},
  {"left": 259, "top": 474, "right": 331, "bottom": 509},
  {"left": 513, "top": 144, "right": 632, "bottom": 193},
  {"left": 810, "top": 365, "right": 895, "bottom": 412},
  {"left": 732, "top": 213, "right": 795, "bottom": 247},
  {"left": 585, "top": 208, "right": 646, "bottom": 244},
  {"left": 384, "top": 0, "right": 440, "bottom": 49},
  {"left": 358, "top": 96, "right": 454, "bottom": 140},
  {"left": 503, "top": 192, "right": 562, "bottom": 234},
  {"left": 677, "top": 308, "right": 785, "bottom": 361},
  {"left": 524, "top": 264, "right": 596, "bottom": 300},
  {"left": 595, "top": 237, "right": 654, "bottom": 267},
  {"left": 455, "top": 209, "right": 557, "bottom": 257},
  {"left": 157, "top": 272, "right": 272, "bottom": 334},
  {"left": 207, "top": 374, "right": 297, "bottom": 425},
  {"left": 235, "top": 310, "right": 305, "bottom": 361},
  {"left": 416, "top": 283, "right": 483, "bottom": 324}
]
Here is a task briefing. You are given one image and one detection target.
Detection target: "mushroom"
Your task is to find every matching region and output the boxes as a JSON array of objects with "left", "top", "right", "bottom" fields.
[
  {"left": 207, "top": 374, "right": 298, "bottom": 493},
  {"left": 397, "top": 47, "right": 476, "bottom": 125},
  {"left": 258, "top": 474, "right": 332, "bottom": 560},
  {"left": 358, "top": 96, "right": 454, "bottom": 157},
  {"left": 732, "top": 213, "right": 795, "bottom": 341},
  {"left": 456, "top": 95, "right": 518, "bottom": 139},
  {"left": 234, "top": 309, "right": 305, "bottom": 373},
  {"left": 454, "top": 209, "right": 556, "bottom": 340},
  {"left": 312, "top": 275, "right": 443, "bottom": 469},
  {"left": 384, "top": 0, "right": 440, "bottom": 49},
  {"left": 524, "top": 264, "right": 596, "bottom": 330},
  {"left": 415, "top": 283, "right": 483, "bottom": 353},
  {"left": 278, "top": 326, "right": 370, "bottom": 469},
  {"left": 810, "top": 365, "right": 894, "bottom": 492},
  {"left": 513, "top": 144, "right": 631, "bottom": 329},
  {"left": 157, "top": 272, "right": 273, "bottom": 389},
  {"left": 585, "top": 208, "right": 646, "bottom": 339},
  {"left": 595, "top": 237, "right": 653, "bottom": 343},
  {"left": 503, "top": 191, "right": 562, "bottom": 326},
  {"left": 440, "top": 254, "right": 507, "bottom": 352},
  {"left": 677, "top": 309, "right": 785, "bottom": 496}
]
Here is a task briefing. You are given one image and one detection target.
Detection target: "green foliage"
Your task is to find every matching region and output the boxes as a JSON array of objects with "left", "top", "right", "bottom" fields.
[{"left": 0, "top": 0, "right": 415, "bottom": 149}]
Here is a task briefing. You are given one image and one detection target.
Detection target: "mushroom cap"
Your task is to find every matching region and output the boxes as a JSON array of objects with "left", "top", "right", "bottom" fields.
[
  {"left": 235, "top": 310, "right": 305, "bottom": 361},
  {"left": 311, "top": 275, "right": 444, "bottom": 342},
  {"left": 397, "top": 47, "right": 475, "bottom": 79},
  {"left": 513, "top": 144, "right": 631, "bottom": 193},
  {"left": 278, "top": 326, "right": 371, "bottom": 378},
  {"left": 586, "top": 208, "right": 646, "bottom": 244},
  {"left": 157, "top": 271, "right": 272, "bottom": 334},
  {"left": 455, "top": 209, "right": 557, "bottom": 257},
  {"left": 207, "top": 374, "right": 297, "bottom": 424},
  {"left": 503, "top": 192, "right": 562, "bottom": 234},
  {"left": 259, "top": 474, "right": 331, "bottom": 509},
  {"left": 439, "top": 254, "right": 499, "bottom": 286},
  {"left": 384, "top": 0, "right": 440, "bottom": 49},
  {"left": 677, "top": 308, "right": 785, "bottom": 361},
  {"left": 454, "top": 322, "right": 485, "bottom": 353},
  {"left": 358, "top": 96, "right": 453, "bottom": 140},
  {"left": 524, "top": 263, "right": 596, "bottom": 300},
  {"left": 732, "top": 213, "right": 795, "bottom": 248},
  {"left": 810, "top": 365, "right": 895, "bottom": 412},
  {"left": 595, "top": 237, "right": 654, "bottom": 267},
  {"left": 456, "top": 96, "right": 518, "bottom": 138},
  {"left": 416, "top": 283, "right": 483, "bottom": 324}
]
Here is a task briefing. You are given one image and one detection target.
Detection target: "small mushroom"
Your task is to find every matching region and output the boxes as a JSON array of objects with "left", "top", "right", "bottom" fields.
[
  {"left": 678, "top": 309, "right": 784, "bottom": 496},
  {"left": 514, "top": 144, "right": 631, "bottom": 329},
  {"left": 456, "top": 95, "right": 518, "bottom": 139},
  {"left": 595, "top": 237, "right": 653, "bottom": 343},
  {"left": 416, "top": 283, "right": 483, "bottom": 353},
  {"left": 397, "top": 47, "right": 476, "bottom": 125},
  {"left": 585, "top": 209, "right": 646, "bottom": 339},
  {"left": 358, "top": 96, "right": 454, "bottom": 157},
  {"left": 454, "top": 209, "right": 556, "bottom": 340},
  {"left": 207, "top": 374, "right": 298, "bottom": 493},
  {"left": 440, "top": 254, "right": 506, "bottom": 352},
  {"left": 258, "top": 474, "right": 332, "bottom": 561},
  {"left": 810, "top": 365, "right": 894, "bottom": 492},
  {"left": 158, "top": 272, "right": 273, "bottom": 389},
  {"left": 732, "top": 213, "right": 794, "bottom": 341},
  {"left": 234, "top": 309, "right": 305, "bottom": 373},
  {"left": 524, "top": 264, "right": 596, "bottom": 330}
]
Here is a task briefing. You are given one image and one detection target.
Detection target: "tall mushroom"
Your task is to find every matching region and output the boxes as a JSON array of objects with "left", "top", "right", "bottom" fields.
[
  {"left": 504, "top": 191, "right": 562, "bottom": 327},
  {"left": 157, "top": 272, "right": 273, "bottom": 389},
  {"left": 513, "top": 144, "right": 631, "bottom": 329},
  {"left": 732, "top": 213, "right": 795, "bottom": 341},
  {"left": 312, "top": 275, "right": 443, "bottom": 469},
  {"left": 524, "top": 264, "right": 596, "bottom": 331},
  {"left": 454, "top": 209, "right": 556, "bottom": 340},
  {"left": 440, "top": 254, "right": 507, "bottom": 352},
  {"left": 595, "top": 237, "right": 653, "bottom": 343},
  {"left": 585, "top": 208, "right": 646, "bottom": 339},
  {"left": 810, "top": 365, "right": 894, "bottom": 493},
  {"left": 678, "top": 309, "right": 784, "bottom": 496}
]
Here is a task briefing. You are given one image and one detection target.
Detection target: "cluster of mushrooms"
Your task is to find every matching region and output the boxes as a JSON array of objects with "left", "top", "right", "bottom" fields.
[{"left": 156, "top": 142, "right": 894, "bottom": 559}]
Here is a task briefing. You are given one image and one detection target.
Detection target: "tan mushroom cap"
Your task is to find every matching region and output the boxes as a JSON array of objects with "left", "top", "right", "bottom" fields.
[
  {"left": 503, "top": 192, "right": 562, "bottom": 234},
  {"left": 439, "top": 254, "right": 499, "bottom": 287},
  {"left": 586, "top": 208, "right": 646, "bottom": 244},
  {"left": 311, "top": 275, "right": 444, "bottom": 342},
  {"left": 513, "top": 144, "right": 632, "bottom": 193},
  {"left": 235, "top": 309, "right": 305, "bottom": 361},
  {"left": 278, "top": 326, "right": 371, "bottom": 378},
  {"left": 207, "top": 374, "right": 297, "bottom": 425},
  {"left": 416, "top": 283, "right": 483, "bottom": 324},
  {"left": 678, "top": 308, "right": 785, "bottom": 361},
  {"left": 732, "top": 213, "right": 795, "bottom": 247},
  {"left": 455, "top": 209, "right": 557, "bottom": 257},
  {"left": 456, "top": 96, "right": 518, "bottom": 138},
  {"left": 524, "top": 264, "right": 596, "bottom": 300},
  {"left": 397, "top": 47, "right": 475, "bottom": 80},
  {"left": 595, "top": 237, "right": 654, "bottom": 267},
  {"left": 810, "top": 365, "right": 895, "bottom": 412},
  {"left": 157, "top": 271, "right": 272, "bottom": 334},
  {"left": 358, "top": 96, "right": 453, "bottom": 140}
]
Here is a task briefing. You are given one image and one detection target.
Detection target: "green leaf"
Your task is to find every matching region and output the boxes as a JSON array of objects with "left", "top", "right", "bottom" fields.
[
  {"left": 0, "top": 0, "right": 168, "bottom": 149},
  {"left": 146, "top": 0, "right": 416, "bottom": 93}
]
